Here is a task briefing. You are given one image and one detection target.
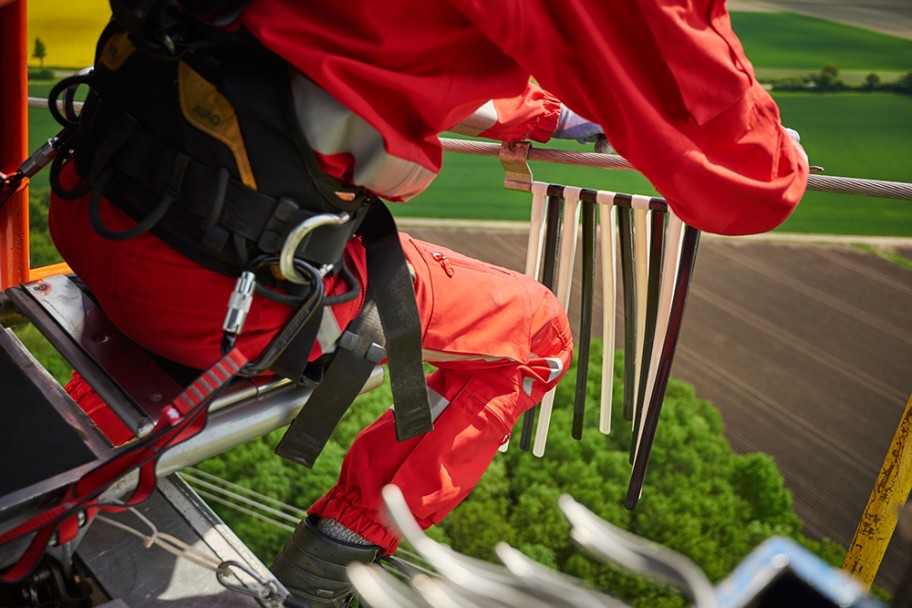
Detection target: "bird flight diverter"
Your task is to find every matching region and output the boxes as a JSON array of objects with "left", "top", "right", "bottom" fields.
[{"left": 494, "top": 142, "right": 701, "bottom": 509}]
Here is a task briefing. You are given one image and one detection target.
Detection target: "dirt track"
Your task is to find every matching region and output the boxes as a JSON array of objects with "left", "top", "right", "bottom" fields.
[{"left": 402, "top": 221, "right": 912, "bottom": 593}]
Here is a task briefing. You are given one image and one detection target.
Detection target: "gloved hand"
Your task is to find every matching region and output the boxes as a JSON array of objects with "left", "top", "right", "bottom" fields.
[
  {"left": 784, "top": 126, "right": 809, "bottom": 165},
  {"left": 553, "top": 105, "right": 604, "bottom": 144}
]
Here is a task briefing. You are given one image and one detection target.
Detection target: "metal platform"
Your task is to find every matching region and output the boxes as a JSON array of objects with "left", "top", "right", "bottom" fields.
[
  {"left": 0, "top": 274, "right": 382, "bottom": 604},
  {"left": 79, "top": 474, "right": 285, "bottom": 608}
]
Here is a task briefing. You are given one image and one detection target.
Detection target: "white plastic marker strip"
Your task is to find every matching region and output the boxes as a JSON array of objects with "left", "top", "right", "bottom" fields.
[
  {"left": 631, "top": 211, "right": 684, "bottom": 462},
  {"left": 596, "top": 190, "right": 618, "bottom": 434},
  {"left": 631, "top": 196, "right": 651, "bottom": 429},
  {"left": 553, "top": 187, "right": 582, "bottom": 309},
  {"left": 524, "top": 182, "right": 550, "bottom": 278},
  {"left": 533, "top": 187, "right": 582, "bottom": 457},
  {"left": 501, "top": 181, "right": 550, "bottom": 454}
]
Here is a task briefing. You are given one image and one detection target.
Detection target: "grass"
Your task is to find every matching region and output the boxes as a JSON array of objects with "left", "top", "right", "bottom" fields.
[
  {"left": 774, "top": 93, "right": 912, "bottom": 236},
  {"left": 853, "top": 244, "right": 912, "bottom": 271},
  {"left": 392, "top": 138, "right": 657, "bottom": 222},
  {"left": 753, "top": 68, "right": 906, "bottom": 87},
  {"left": 730, "top": 12, "right": 912, "bottom": 72},
  {"left": 25, "top": 85, "right": 912, "bottom": 237}
]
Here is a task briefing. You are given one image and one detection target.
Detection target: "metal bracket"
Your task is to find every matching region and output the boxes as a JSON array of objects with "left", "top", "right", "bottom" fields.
[{"left": 499, "top": 141, "right": 533, "bottom": 192}]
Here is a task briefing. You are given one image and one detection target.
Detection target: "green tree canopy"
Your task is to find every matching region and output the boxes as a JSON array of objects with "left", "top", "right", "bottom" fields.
[
  {"left": 198, "top": 341, "right": 841, "bottom": 606},
  {"left": 32, "top": 37, "right": 47, "bottom": 68}
]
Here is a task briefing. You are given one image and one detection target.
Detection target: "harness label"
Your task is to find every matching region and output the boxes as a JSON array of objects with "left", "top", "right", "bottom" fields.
[
  {"left": 178, "top": 61, "right": 258, "bottom": 189},
  {"left": 99, "top": 31, "right": 135, "bottom": 71}
]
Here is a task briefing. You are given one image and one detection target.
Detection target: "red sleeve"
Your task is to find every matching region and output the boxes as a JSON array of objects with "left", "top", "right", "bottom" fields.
[
  {"left": 447, "top": 0, "right": 808, "bottom": 236},
  {"left": 479, "top": 82, "right": 562, "bottom": 143}
]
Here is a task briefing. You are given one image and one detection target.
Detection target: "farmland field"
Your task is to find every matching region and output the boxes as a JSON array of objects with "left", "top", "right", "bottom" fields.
[
  {"left": 774, "top": 93, "right": 912, "bottom": 235},
  {"left": 26, "top": 0, "right": 108, "bottom": 69},
  {"left": 730, "top": 12, "right": 912, "bottom": 72}
]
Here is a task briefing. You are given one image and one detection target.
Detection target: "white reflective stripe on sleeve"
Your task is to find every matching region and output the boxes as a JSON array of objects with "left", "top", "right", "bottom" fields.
[
  {"left": 447, "top": 100, "right": 498, "bottom": 137},
  {"left": 427, "top": 386, "right": 451, "bottom": 423},
  {"left": 290, "top": 72, "right": 437, "bottom": 200},
  {"left": 316, "top": 309, "right": 343, "bottom": 355},
  {"left": 421, "top": 349, "right": 511, "bottom": 364},
  {"left": 545, "top": 357, "right": 564, "bottom": 382}
]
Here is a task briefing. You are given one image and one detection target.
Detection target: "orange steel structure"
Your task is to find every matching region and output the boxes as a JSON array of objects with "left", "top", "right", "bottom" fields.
[
  {"left": 0, "top": 0, "right": 30, "bottom": 290},
  {"left": 0, "top": 0, "right": 70, "bottom": 289}
]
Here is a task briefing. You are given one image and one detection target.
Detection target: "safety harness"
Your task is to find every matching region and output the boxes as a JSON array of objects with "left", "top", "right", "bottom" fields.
[
  {"left": 48, "top": 13, "right": 433, "bottom": 460},
  {"left": 0, "top": 0, "right": 434, "bottom": 583}
]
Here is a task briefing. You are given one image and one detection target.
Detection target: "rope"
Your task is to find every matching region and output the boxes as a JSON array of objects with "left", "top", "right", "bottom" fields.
[
  {"left": 181, "top": 469, "right": 304, "bottom": 524},
  {"left": 190, "top": 488, "right": 297, "bottom": 532},
  {"left": 94, "top": 504, "right": 285, "bottom": 602},
  {"left": 439, "top": 137, "right": 912, "bottom": 202},
  {"left": 179, "top": 468, "right": 441, "bottom": 582},
  {"left": 806, "top": 173, "right": 912, "bottom": 200},
  {"left": 95, "top": 511, "right": 223, "bottom": 571},
  {"left": 22, "top": 97, "right": 912, "bottom": 200}
]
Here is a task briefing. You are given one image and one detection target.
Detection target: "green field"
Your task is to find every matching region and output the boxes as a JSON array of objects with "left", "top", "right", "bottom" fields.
[
  {"left": 775, "top": 93, "right": 912, "bottom": 234},
  {"left": 730, "top": 12, "right": 912, "bottom": 72},
  {"left": 22, "top": 7, "right": 912, "bottom": 237}
]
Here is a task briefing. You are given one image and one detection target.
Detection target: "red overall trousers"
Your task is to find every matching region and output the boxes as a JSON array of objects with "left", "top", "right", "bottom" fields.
[{"left": 50, "top": 167, "right": 573, "bottom": 554}]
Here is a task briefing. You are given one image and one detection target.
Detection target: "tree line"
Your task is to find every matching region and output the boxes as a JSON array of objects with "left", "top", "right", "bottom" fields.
[{"left": 763, "top": 64, "right": 912, "bottom": 94}]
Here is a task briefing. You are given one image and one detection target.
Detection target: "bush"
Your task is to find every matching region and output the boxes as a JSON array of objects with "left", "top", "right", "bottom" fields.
[
  {"left": 27, "top": 68, "right": 54, "bottom": 80},
  {"left": 768, "top": 64, "right": 912, "bottom": 96},
  {"left": 197, "top": 341, "right": 848, "bottom": 607}
]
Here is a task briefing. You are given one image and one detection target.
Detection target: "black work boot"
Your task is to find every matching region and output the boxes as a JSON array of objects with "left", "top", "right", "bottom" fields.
[{"left": 271, "top": 515, "right": 380, "bottom": 607}]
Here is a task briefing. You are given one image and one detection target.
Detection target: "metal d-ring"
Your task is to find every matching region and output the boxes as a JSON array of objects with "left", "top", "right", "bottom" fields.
[{"left": 278, "top": 212, "right": 351, "bottom": 284}]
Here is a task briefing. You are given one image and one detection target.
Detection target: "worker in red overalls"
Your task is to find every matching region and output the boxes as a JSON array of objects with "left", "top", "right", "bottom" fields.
[{"left": 49, "top": 1, "right": 807, "bottom": 605}]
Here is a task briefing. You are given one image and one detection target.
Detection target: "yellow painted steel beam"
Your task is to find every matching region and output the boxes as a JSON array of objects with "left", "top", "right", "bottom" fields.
[{"left": 844, "top": 393, "right": 912, "bottom": 588}]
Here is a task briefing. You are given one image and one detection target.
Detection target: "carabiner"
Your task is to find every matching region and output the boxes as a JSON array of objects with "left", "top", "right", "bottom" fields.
[
  {"left": 278, "top": 212, "right": 351, "bottom": 284},
  {"left": 216, "top": 560, "right": 283, "bottom": 604}
]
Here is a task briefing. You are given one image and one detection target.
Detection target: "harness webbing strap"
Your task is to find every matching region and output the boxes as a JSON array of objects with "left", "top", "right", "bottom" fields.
[
  {"left": 0, "top": 348, "right": 248, "bottom": 583},
  {"left": 275, "top": 295, "right": 384, "bottom": 467},
  {"left": 263, "top": 301, "right": 324, "bottom": 383},
  {"left": 274, "top": 203, "right": 433, "bottom": 467},
  {"left": 357, "top": 203, "right": 433, "bottom": 442}
]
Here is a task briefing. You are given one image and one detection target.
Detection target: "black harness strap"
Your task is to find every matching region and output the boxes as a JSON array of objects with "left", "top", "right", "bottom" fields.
[
  {"left": 274, "top": 204, "right": 433, "bottom": 467},
  {"left": 266, "top": 306, "right": 324, "bottom": 383},
  {"left": 275, "top": 294, "right": 384, "bottom": 467},
  {"left": 358, "top": 203, "right": 433, "bottom": 442}
]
